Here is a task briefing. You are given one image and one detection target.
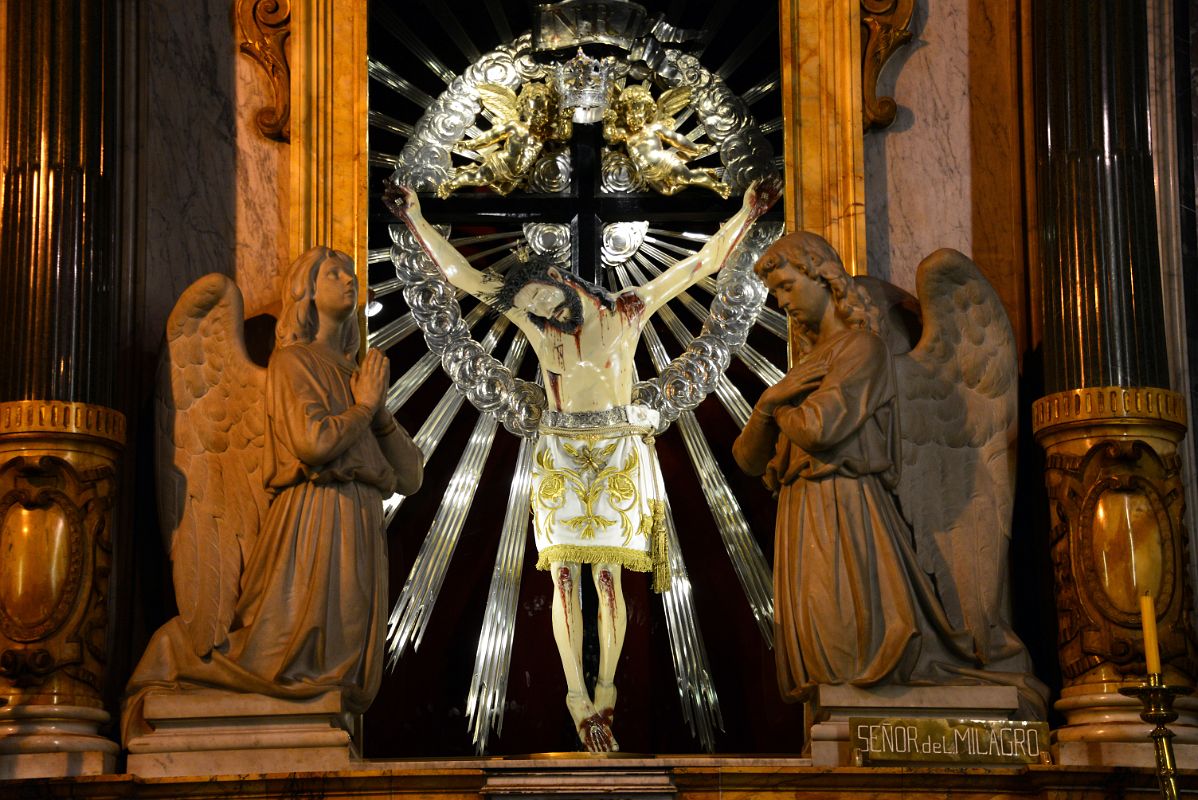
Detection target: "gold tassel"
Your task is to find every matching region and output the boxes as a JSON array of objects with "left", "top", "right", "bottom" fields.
[{"left": 649, "top": 500, "right": 670, "bottom": 593}]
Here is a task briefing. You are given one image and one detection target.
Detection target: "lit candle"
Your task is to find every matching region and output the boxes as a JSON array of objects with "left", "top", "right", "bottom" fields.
[{"left": 1140, "top": 593, "right": 1161, "bottom": 675}]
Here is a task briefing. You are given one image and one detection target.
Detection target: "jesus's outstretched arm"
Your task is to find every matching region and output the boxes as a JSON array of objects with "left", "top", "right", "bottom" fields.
[
  {"left": 636, "top": 175, "right": 782, "bottom": 316},
  {"left": 385, "top": 184, "right": 502, "bottom": 300}
]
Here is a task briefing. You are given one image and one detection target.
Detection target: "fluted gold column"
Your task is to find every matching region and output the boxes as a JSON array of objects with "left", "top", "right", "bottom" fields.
[
  {"left": 0, "top": 0, "right": 124, "bottom": 778},
  {"left": 1030, "top": 0, "right": 1198, "bottom": 768}
]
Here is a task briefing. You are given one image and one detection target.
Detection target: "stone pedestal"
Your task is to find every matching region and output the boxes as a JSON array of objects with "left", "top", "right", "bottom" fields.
[
  {"left": 0, "top": 705, "right": 118, "bottom": 779},
  {"left": 808, "top": 684, "right": 1022, "bottom": 766},
  {"left": 1053, "top": 684, "right": 1198, "bottom": 767},
  {"left": 126, "top": 690, "right": 357, "bottom": 777}
]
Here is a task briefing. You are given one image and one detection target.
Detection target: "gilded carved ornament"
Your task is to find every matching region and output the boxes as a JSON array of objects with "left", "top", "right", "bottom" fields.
[
  {"left": 861, "top": 0, "right": 915, "bottom": 130},
  {"left": 0, "top": 400, "right": 124, "bottom": 701},
  {"left": 436, "top": 82, "right": 574, "bottom": 199},
  {"left": 234, "top": 0, "right": 292, "bottom": 142},
  {"left": 1033, "top": 385, "right": 1188, "bottom": 432},
  {"left": 603, "top": 83, "right": 732, "bottom": 199},
  {"left": 1034, "top": 387, "right": 1198, "bottom": 684},
  {"left": 1043, "top": 439, "right": 1196, "bottom": 680}
]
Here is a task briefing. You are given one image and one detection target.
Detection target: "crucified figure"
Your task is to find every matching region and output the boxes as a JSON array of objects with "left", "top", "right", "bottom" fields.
[{"left": 387, "top": 176, "right": 780, "bottom": 751}]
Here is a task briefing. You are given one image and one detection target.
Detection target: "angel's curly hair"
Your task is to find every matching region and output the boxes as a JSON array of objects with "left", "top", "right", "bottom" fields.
[
  {"left": 754, "top": 231, "right": 881, "bottom": 357},
  {"left": 518, "top": 82, "right": 568, "bottom": 141},
  {"left": 276, "top": 246, "right": 361, "bottom": 358}
]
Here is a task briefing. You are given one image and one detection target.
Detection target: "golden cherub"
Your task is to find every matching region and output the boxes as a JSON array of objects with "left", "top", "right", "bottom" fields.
[
  {"left": 603, "top": 82, "right": 731, "bottom": 199},
  {"left": 437, "top": 81, "right": 573, "bottom": 198}
]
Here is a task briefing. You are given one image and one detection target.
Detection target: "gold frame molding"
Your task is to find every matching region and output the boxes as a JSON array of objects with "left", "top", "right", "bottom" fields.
[
  {"left": 287, "top": 0, "right": 369, "bottom": 305},
  {"left": 779, "top": 0, "right": 868, "bottom": 276}
]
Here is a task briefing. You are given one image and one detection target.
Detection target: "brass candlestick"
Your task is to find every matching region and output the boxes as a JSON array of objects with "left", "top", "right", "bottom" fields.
[{"left": 1119, "top": 673, "right": 1188, "bottom": 800}]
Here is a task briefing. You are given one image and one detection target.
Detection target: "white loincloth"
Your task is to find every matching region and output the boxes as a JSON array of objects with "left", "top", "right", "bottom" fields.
[{"left": 532, "top": 405, "right": 669, "bottom": 590}]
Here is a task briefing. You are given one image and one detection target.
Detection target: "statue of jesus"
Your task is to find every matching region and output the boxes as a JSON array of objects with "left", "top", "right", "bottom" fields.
[{"left": 387, "top": 177, "right": 780, "bottom": 751}]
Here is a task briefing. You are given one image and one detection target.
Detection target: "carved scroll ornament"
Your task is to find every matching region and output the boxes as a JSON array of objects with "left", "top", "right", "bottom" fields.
[
  {"left": 1034, "top": 387, "right": 1198, "bottom": 684},
  {"left": 861, "top": 0, "right": 915, "bottom": 130},
  {"left": 235, "top": 0, "right": 292, "bottom": 142}
]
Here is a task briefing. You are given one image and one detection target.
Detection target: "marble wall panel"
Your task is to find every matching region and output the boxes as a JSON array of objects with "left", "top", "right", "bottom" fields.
[
  {"left": 140, "top": 0, "right": 239, "bottom": 342},
  {"left": 140, "top": 0, "right": 287, "bottom": 345},
  {"left": 234, "top": 55, "right": 288, "bottom": 318},
  {"left": 864, "top": 0, "right": 971, "bottom": 292},
  {"left": 863, "top": 0, "right": 1030, "bottom": 354}
]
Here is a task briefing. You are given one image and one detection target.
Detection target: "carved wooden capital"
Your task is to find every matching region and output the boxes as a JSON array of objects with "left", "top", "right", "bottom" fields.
[
  {"left": 1032, "top": 386, "right": 1187, "bottom": 436},
  {"left": 0, "top": 400, "right": 125, "bottom": 446},
  {"left": 861, "top": 0, "right": 914, "bottom": 131},
  {"left": 234, "top": 0, "right": 292, "bottom": 142}
]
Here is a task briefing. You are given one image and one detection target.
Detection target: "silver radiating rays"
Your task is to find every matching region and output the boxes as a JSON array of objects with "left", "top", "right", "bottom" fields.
[
  {"left": 465, "top": 432, "right": 534, "bottom": 754},
  {"left": 655, "top": 460, "right": 723, "bottom": 751},
  {"left": 382, "top": 315, "right": 510, "bottom": 526},
  {"left": 387, "top": 333, "right": 530, "bottom": 661},
  {"left": 615, "top": 263, "right": 775, "bottom": 646}
]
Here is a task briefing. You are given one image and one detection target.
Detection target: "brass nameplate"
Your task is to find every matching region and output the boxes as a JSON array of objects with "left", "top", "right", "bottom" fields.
[{"left": 849, "top": 718, "right": 1050, "bottom": 765}]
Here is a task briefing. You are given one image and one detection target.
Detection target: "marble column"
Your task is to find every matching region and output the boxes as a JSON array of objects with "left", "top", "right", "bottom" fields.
[
  {"left": 1029, "top": 0, "right": 1198, "bottom": 768},
  {"left": 0, "top": 0, "right": 123, "bottom": 778}
]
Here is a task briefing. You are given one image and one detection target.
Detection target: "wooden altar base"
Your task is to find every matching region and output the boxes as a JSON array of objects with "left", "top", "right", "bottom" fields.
[{"left": 1, "top": 756, "right": 1191, "bottom": 798}]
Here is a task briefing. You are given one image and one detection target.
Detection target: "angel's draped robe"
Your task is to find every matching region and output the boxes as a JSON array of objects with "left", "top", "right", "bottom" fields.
[
  {"left": 123, "top": 343, "right": 419, "bottom": 742},
  {"left": 733, "top": 328, "right": 975, "bottom": 700}
]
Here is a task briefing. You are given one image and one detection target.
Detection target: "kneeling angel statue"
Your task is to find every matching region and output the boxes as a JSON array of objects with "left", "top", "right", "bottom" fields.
[
  {"left": 123, "top": 247, "right": 422, "bottom": 743},
  {"left": 733, "top": 233, "right": 1047, "bottom": 720}
]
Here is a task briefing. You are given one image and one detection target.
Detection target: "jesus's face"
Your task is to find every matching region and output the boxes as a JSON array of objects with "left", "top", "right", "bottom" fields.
[
  {"left": 513, "top": 281, "right": 566, "bottom": 318},
  {"left": 512, "top": 277, "right": 583, "bottom": 334}
]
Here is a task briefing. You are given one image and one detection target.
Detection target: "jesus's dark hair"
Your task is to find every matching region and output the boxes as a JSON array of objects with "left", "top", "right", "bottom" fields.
[{"left": 483, "top": 252, "right": 613, "bottom": 332}]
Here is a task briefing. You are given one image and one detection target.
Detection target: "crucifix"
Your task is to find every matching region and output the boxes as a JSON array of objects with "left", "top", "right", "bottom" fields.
[{"left": 388, "top": 126, "right": 780, "bottom": 749}]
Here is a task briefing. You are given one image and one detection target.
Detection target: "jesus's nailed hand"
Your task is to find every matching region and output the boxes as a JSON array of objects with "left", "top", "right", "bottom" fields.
[
  {"left": 746, "top": 173, "right": 784, "bottom": 219},
  {"left": 382, "top": 182, "right": 420, "bottom": 220}
]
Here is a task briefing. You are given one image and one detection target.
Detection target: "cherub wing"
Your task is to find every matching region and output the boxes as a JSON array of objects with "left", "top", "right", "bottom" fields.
[
  {"left": 156, "top": 274, "right": 270, "bottom": 658},
  {"left": 893, "top": 249, "right": 1018, "bottom": 655},
  {"left": 655, "top": 86, "right": 692, "bottom": 125},
  {"left": 476, "top": 83, "right": 520, "bottom": 124}
]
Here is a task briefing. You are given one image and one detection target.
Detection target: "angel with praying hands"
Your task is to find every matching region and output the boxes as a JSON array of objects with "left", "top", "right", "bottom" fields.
[
  {"left": 436, "top": 81, "right": 572, "bottom": 198},
  {"left": 733, "top": 233, "right": 1047, "bottom": 719},
  {"left": 122, "top": 247, "right": 422, "bottom": 745},
  {"left": 603, "top": 82, "right": 731, "bottom": 199}
]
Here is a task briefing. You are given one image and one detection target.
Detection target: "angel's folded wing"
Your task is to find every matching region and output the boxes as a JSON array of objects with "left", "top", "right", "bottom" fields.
[
  {"left": 156, "top": 274, "right": 270, "bottom": 658},
  {"left": 894, "top": 249, "right": 1018, "bottom": 655},
  {"left": 476, "top": 83, "right": 520, "bottom": 124}
]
